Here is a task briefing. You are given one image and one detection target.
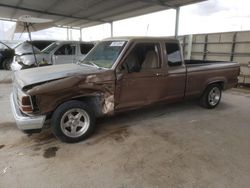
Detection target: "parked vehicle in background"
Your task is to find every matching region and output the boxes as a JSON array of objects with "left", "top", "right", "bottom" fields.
[
  {"left": 0, "top": 40, "right": 54, "bottom": 70},
  {"left": 29, "top": 40, "right": 55, "bottom": 51},
  {"left": 10, "top": 37, "right": 240, "bottom": 143},
  {"left": 11, "top": 41, "right": 95, "bottom": 70},
  {"left": 14, "top": 40, "right": 55, "bottom": 56}
]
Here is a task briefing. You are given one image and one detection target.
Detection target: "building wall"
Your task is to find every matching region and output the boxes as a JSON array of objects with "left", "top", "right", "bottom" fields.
[{"left": 180, "top": 31, "right": 250, "bottom": 84}]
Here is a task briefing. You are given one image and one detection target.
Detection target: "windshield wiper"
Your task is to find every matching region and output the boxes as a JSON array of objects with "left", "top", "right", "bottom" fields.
[{"left": 82, "top": 61, "right": 101, "bottom": 69}]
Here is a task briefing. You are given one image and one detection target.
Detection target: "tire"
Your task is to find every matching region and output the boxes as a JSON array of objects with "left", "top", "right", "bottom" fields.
[
  {"left": 51, "top": 100, "right": 95, "bottom": 143},
  {"left": 200, "top": 84, "right": 222, "bottom": 109},
  {"left": 3, "top": 59, "right": 12, "bottom": 70}
]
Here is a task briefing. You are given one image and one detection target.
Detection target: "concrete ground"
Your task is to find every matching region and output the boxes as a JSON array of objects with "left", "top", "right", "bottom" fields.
[{"left": 0, "top": 72, "right": 250, "bottom": 188}]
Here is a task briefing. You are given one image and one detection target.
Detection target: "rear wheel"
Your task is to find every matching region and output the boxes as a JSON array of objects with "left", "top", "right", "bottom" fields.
[
  {"left": 51, "top": 100, "right": 95, "bottom": 143},
  {"left": 200, "top": 84, "right": 222, "bottom": 109}
]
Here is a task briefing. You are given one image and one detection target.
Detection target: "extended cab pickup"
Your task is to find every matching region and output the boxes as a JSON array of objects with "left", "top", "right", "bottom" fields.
[{"left": 10, "top": 37, "right": 240, "bottom": 143}]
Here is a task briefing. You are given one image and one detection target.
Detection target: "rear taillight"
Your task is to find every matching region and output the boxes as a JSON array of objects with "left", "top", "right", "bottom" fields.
[
  {"left": 21, "top": 106, "right": 33, "bottom": 112},
  {"left": 21, "top": 96, "right": 31, "bottom": 105},
  {"left": 21, "top": 96, "right": 33, "bottom": 113},
  {"left": 16, "top": 88, "right": 34, "bottom": 113}
]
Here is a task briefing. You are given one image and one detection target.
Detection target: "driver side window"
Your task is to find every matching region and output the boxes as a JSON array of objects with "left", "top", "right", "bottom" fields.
[
  {"left": 55, "top": 44, "right": 76, "bottom": 55},
  {"left": 122, "top": 43, "right": 160, "bottom": 73}
]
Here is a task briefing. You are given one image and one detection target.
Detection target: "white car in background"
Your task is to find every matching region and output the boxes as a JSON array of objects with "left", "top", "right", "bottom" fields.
[{"left": 11, "top": 41, "right": 95, "bottom": 70}]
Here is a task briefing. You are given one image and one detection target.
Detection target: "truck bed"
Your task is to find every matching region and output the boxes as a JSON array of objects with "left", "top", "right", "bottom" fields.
[
  {"left": 185, "top": 59, "right": 236, "bottom": 65},
  {"left": 184, "top": 59, "right": 240, "bottom": 97},
  {"left": 185, "top": 60, "right": 239, "bottom": 71}
]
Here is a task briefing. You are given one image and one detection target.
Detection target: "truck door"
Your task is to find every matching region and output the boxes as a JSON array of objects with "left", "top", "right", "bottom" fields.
[
  {"left": 53, "top": 44, "right": 76, "bottom": 64},
  {"left": 164, "top": 42, "right": 186, "bottom": 100},
  {"left": 115, "top": 42, "right": 167, "bottom": 110}
]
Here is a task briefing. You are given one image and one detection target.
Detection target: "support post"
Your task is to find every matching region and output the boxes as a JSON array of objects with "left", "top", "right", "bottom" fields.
[
  {"left": 79, "top": 27, "right": 82, "bottom": 41},
  {"left": 110, "top": 21, "right": 113, "bottom": 37},
  {"left": 175, "top": 7, "right": 180, "bottom": 38},
  {"left": 230, "top": 32, "right": 237, "bottom": 61},
  {"left": 67, "top": 27, "right": 69, "bottom": 40},
  {"left": 187, "top": 34, "right": 193, "bottom": 60},
  {"left": 203, "top": 34, "right": 208, "bottom": 60}
]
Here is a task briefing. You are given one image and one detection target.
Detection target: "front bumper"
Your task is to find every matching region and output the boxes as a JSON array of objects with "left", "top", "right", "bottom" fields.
[{"left": 10, "top": 93, "right": 45, "bottom": 130}]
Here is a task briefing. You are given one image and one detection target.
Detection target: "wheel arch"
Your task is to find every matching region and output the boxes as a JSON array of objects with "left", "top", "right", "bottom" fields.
[
  {"left": 202, "top": 79, "right": 226, "bottom": 96},
  {"left": 46, "top": 94, "right": 108, "bottom": 121}
]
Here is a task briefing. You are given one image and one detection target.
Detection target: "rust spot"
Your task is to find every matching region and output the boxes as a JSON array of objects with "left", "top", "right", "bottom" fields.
[
  {"left": 43, "top": 146, "right": 59, "bottom": 158},
  {"left": 0, "top": 145, "right": 5, "bottom": 149}
]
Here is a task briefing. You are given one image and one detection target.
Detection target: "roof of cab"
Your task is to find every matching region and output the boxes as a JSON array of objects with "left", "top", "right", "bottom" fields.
[
  {"left": 53, "top": 41, "right": 95, "bottom": 44},
  {"left": 103, "top": 36, "right": 178, "bottom": 43}
]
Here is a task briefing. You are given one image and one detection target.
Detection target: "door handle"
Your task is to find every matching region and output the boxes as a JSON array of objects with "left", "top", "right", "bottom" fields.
[{"left": 155, "top": 73, "right": 163, "bottom": 76}]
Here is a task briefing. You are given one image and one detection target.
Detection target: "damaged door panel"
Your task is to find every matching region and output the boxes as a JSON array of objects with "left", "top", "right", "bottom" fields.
[{"left": 10, "top": 37, "right": 240, "bottom": 143}]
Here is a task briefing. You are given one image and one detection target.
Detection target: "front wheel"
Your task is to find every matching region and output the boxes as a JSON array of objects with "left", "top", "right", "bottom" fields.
[
  {"left": 51, "top": 100, "right": 95, "bottom": 143},
  {"left": 200, "top": 84, "right": 222, "bottom": 109}
]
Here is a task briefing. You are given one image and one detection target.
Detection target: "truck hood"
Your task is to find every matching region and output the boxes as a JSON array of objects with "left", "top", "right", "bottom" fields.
[{"left": 14, "top": 63, "right": 105, "bottom": 89}]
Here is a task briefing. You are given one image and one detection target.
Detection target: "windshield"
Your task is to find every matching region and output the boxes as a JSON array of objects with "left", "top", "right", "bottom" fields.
[
  {"left": 80, "top": 40, "right": 127, "bottom": 68},
  {"left": 42, "top": 42, "right": 59, "bottom": 54}
]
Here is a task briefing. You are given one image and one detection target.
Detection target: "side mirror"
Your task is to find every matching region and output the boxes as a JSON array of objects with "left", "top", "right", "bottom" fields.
[{"left": 118, "top": 64, "right": 127, "bottom": 73}]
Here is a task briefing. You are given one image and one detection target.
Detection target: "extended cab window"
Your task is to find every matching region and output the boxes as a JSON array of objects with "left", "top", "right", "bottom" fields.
[
  {"left": 165, "top": 43, "right": 182, "bottom": 66},
  {"left": 123, "top": 43, "right": 160, "bottom": 73},
  {"left": 80, "top": 43, "right": 94, "bottom": 54},
  {"left": 55, "top": 44, "right": 76, "bottom": 55}
]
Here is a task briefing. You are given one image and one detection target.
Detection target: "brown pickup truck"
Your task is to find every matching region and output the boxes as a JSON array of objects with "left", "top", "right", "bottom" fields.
[{"left": 10, "top": 37, "right": 240, "bottom": 143}]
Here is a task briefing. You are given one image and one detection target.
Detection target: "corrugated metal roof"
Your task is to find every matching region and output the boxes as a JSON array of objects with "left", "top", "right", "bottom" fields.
[{"left": 0, "top": 0, "right": 205, "bottom": 29}]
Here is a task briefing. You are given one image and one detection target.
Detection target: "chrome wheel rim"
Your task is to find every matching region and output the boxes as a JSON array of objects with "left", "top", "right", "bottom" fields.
[
  {"left": 60, "top": 108, "right": 90, "bottom": 138},
  {"left": 208, "top": 87, "right": 221, "bottom": 106}
]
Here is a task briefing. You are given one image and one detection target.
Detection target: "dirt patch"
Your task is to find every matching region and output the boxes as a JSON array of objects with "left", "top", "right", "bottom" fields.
[
  {"left": 32, "top": 147, "right": 41, "bottom": 151},
  {"left": 87, "top": 126, "right": 130, "bottom": 145},
  {"left": 7, "top": 130, "right": 56, "bottom": 150},
  {"left": 28, "top": 132, "right": 56, "bottom": 150},
  {"left": 0, "top": 145, "right": 5, "bottom": 149},
  {"left": 43, "top": 146, "right": 59, "bottom": 158},
  {"left": 0, "top": 79, "right": 12, "bottom": 84},
  {"left": 152, "top": 129, "right": 172, "bottom": 142},
  {"left": 31, "top": 132, "right": 55, "bottom": 143},
  {"left": 0, "top": 122, "right": 16, "bottom": 127},
  {"left": 110, "top": 127, "right": 130, "bottom": 142},
  {"left": 0, "top": 122, "right": 17, "bottom": 132}
]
